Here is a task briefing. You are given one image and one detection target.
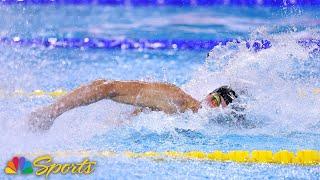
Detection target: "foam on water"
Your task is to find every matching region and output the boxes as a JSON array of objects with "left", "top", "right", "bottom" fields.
[{"left": 184, "top": 30, "right": 320, "bottom": 134}]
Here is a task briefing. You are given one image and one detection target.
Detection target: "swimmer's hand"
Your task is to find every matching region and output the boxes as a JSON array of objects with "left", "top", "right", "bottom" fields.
[{"left": 28, "top": 107, "right": 55, "bottom": 131}]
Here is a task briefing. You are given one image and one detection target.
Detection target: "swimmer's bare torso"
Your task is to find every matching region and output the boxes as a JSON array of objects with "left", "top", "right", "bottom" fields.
[{"left": 29, "top": 79, "right": 202, "bottom": 130}]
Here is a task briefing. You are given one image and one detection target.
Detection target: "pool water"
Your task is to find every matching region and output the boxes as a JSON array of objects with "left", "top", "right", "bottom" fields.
[{"left": 0, "top": 5, "right": 320, "bottom": 179}]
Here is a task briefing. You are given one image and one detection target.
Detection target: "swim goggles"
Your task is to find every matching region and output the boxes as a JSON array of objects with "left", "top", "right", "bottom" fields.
[{"left": 210, "top": 93, "right": 222, "bottom": 107}]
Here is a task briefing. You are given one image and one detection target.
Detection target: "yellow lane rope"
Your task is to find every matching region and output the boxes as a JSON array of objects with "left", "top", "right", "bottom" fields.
[
  {"left": 0, "top": 88, "right": 319, "bottom": 98},
  {"left": 0, "top": 89, "right": 68, "bottom": 98},
  {"left": 22, "top": 150, "right": 320, "bottom": 166}
]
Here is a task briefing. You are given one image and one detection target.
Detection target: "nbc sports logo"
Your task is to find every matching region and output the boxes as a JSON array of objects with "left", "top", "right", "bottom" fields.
[{"left": 4, "top": 156, "right": 33, "bottom": 175}]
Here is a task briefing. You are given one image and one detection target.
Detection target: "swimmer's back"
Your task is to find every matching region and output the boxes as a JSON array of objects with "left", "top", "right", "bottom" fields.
[{"left": 107, "top": 81, "right": 200, "bottom": 113}]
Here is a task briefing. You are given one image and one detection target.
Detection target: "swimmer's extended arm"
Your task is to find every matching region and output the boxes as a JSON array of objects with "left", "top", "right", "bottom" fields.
[
  {"left": 29, "top": 79, "right": 200, "bottom": 130},
  {"left": 29, "top": 79, "right": 110, "bottom": 130}
]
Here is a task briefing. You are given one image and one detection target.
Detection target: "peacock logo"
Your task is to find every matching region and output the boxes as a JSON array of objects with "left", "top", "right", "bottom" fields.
[{"left": 4, "top": 156, "right": 33, "bottom": 175}]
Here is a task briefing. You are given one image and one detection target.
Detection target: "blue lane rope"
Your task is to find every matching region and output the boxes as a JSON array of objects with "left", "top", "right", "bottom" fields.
[
  {"left": 1, "top": 37, "right": 319, "bottom": 51},
  {"left": 1, "top": 0, "right": 320, "bottom": 6},
  {"left": 0, "top": 37, "right": 274, "bottom": 50}
]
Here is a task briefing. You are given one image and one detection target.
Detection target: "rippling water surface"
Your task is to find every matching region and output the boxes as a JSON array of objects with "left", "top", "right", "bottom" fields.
[{"left": 0, "top": 5, "right": 319, "bottom": 179}]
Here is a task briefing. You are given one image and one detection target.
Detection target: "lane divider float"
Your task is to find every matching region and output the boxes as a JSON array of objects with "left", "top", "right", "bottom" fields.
[
  {"left": 2, "top": 37, "right": 320, "bottom": 51},
  {"left": 0, "top": 89, "right": 68, "bottom": 98},
  {"left": 0, "top": 37, "right": 272, "bottom": 50},
  {"left": 22, "top": 149, "right": 320, "bottom": 166}
]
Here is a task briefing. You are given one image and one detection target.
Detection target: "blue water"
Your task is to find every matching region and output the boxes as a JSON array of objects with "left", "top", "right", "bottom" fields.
[{"left": 0, "top": 5, "right": 320, "bottom": 179}]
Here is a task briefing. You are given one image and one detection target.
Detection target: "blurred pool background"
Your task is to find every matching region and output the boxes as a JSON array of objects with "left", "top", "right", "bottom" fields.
[{"left": 0, "top": 2, "right": 320, "bottom": 179}]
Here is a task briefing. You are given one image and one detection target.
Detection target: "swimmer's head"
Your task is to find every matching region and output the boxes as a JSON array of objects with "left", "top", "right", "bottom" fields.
[{"left": 205, "top": 86, "right": 238, "bottom": 108}]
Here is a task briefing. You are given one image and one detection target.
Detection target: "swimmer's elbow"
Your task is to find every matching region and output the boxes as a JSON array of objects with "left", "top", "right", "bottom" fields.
[{"left": 100, "top": 81, "right": 119, "bottom": 99}]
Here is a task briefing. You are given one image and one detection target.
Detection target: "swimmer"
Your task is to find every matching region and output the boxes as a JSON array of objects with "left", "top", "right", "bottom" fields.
[{"left": 28, "top": 80, "right": 238, "bottom": 130}]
